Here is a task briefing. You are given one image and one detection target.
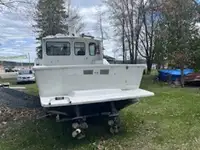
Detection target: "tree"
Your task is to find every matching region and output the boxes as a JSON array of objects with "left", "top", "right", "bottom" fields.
[
  {"left": 94, "top": 5, "right": 109, "bottom": 51},
  {"left": 67, "top": 7, "right": 85, "bottom": 34},
  {"left": 33, "top": 0, "right": 84, "bottom": 58},
  {"left": 104, "top": 0, "right": 146, "bottom": 64},
  {"left": 153, "top": 26, "right": 167, "bottom": 70},
  {"left": 103, "top": 0, "right": 126, "bottom": 62},
  {"left": 0, "top": 0, "right": 33, "bottom": 9},
  {"left": 157, "top": 0, "right": 200, "bottom": 87},
  {"left": 33, "top": 0, "right": 69, "bottom": 58},
  {"left": 138, "top": 0, "right": 161, "bottom": 74},
  {"left": 0, "top": 0, "right": 14, "bottom": 7},
  {"left": 134, "top": 0, "right": 146, "bottom": 64}
]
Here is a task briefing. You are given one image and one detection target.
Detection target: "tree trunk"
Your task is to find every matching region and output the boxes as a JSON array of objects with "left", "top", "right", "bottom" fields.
[
  {"left": 131, "top": 28, "right": 135, "bottom": 64},
  {"left": 122, "top": 18, "right": 125, "bottom": 64},
  {"left": 122, "top": 39, "right": 125, "bottom": 64},
  {"left": 130, "top": 51, "right": 134, "bottom": 64},
  {"left": 180, "top": 65, "right": 185, "bottom": 88},
  {"left": 135, "top": 36, "right": 139, "bottom": 64},
  {"left": 128, "top": 40, "right": 133, "bottom": 64},
  {"left": 99, "top": 13, "right": 104, "bottom": 48},
  {"left": 156, "top": 63, "right": 161, "bottom": 70},
  {"left": 146, "top": 58, "right": 152, "bottom": 75}
]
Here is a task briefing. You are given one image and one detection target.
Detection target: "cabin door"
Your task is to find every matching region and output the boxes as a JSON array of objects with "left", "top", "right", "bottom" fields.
[{"left": 72, "top": 40, "right": 89, "bottom": 65}]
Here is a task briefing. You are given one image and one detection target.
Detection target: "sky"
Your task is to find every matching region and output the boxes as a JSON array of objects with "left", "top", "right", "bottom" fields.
[
  {"left": 0, "top": 0, "right": 114, "bottom": 63},
  {"left": 1, "top": 0, "right": 200, "bottom": 63}
]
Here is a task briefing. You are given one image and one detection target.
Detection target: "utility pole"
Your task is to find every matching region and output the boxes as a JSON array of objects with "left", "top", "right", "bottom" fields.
[{"left": 28, "top": 53, "right": 31, "bottom": 69}]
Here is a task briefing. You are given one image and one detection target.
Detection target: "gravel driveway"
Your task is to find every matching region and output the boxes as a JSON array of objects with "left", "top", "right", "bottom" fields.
[
  {"left": 0, "top": 88, "right": 43, "bottom": 128},
  {"left": 0, "top": 88, "right": 41, "bottom": 109}
]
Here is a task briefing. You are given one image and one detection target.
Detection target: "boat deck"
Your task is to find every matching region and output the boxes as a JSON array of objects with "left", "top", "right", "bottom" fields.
[{"left": 40, "top": 88, "right": 154, "bottom": 107}]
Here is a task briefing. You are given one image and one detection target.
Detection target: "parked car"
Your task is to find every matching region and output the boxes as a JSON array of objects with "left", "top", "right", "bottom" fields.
[
  {"left": 184, "top": 72, "right": 200, "bottom": 84},
  {"left": 17, "top": 69, "right": 35, "bottom": 84},
  {"left": 5, "top": 68, "right": 15, "bottom": 72}
]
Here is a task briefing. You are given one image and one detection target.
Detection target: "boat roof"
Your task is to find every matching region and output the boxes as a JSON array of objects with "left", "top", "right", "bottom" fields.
[{"left": 42, "top": 33, "right": 98, "bottom": 41}]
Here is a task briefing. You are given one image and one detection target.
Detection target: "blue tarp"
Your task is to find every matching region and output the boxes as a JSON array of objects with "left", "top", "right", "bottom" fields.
[{"left": 158, "top": 69, "right": 194, "bottom": 82}]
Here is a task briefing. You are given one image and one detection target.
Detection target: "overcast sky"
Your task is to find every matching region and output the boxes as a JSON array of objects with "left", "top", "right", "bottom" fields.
[
  {"left": 0, "top": 0, "right": 114, "bottom": 63},
  {"left": 72, "top": 0, "right": 101, "bottom": 7}
]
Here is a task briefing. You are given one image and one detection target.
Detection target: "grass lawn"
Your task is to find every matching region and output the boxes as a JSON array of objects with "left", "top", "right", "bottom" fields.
[
  {"left": 0, "top": 78, "right": 39, "bottom": 96},
  {"left": 1, "top": 76, "right": 200, "bottom": 150}
]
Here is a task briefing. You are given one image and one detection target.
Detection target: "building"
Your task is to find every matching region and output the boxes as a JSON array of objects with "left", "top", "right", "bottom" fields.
[{"left": 0, "top": 61, "right": 34, "bottom": 72}]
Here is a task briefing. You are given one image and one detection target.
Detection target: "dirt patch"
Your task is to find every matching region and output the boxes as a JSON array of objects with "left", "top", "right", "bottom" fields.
[
  {"left": 0, "top": 105, "right": 43, "bottom": 140},
  {"left": 0, "top": 105, "right": 42, "bottom": 128},
  {"left": 0, "top": 88, "right": 43, "bottom": 131},
  {"left": 0, "top": 105, "right": 40, "bottom": 122}
]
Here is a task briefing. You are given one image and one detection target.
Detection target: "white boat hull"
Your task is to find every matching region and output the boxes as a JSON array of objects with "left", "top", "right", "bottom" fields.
[{"left": 33, "top": 64, "right": 153, "bottom": 108}]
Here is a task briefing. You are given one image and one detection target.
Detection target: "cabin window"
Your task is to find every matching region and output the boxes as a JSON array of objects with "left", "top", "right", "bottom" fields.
[
  {"left": 74, "top": 42, "right": 85, "bottom": 56},
  {"left": 89, "top": 43, "right": 96, "bottom": 56},
  {"left": 46, "top": 42, "right": 70, "bottom": 56}
]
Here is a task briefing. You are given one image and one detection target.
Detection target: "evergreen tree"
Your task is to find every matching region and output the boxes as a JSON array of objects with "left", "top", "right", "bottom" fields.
[{"left": 33, "top": 0, "right": 69, "bottom": 58}]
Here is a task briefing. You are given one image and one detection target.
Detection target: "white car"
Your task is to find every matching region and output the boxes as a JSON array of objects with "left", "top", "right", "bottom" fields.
[{"left": 17, "top": 69, "right": 36, "bottom": 84}]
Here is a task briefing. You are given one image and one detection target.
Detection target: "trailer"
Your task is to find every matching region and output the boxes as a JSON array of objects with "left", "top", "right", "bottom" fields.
[{"left": 33, "top": 34, "right": 154, "bottom": 139}]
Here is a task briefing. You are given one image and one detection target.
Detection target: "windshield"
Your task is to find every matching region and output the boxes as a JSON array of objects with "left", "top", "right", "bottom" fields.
[
  {"left": 18, "top": 70, "right": 33, "bottom": 75},
  {"left": 46, "top": 42, "right": 71, "bottom": 56}
]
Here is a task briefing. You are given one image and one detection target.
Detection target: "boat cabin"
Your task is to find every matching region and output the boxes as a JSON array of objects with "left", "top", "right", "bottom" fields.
[{"left": 36, "top": 34, "right": 103, "bottom": 66}]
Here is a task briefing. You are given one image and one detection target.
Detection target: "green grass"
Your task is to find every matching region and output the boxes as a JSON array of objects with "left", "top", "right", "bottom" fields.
[
  {"left": 1, "top": 76, "right": 200, "bottom": 149},
  {"left": 0, "top": 78, "right": 38, "bottom": 96}
]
